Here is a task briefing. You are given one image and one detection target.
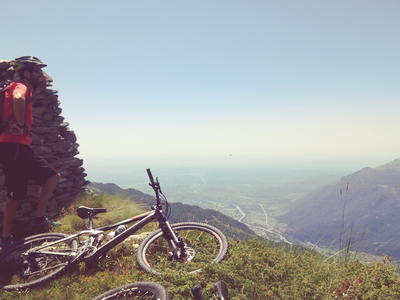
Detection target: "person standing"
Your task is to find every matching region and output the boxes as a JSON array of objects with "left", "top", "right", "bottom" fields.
[{"left": 0, "top": 56, "right": 60, "bottom": 249}]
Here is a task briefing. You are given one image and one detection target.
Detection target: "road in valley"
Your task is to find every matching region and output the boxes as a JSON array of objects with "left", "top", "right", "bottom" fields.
[
  {"left": 235, "top": 204, "right": 292, "bottom": 245},
  {"left": 235, "top": 205, "right": 247, "bottom": 222}
]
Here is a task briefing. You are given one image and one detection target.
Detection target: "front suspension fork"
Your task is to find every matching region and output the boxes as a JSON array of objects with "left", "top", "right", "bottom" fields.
[{"left": 160, "top": 221, "right": 186, "bottom": 260}]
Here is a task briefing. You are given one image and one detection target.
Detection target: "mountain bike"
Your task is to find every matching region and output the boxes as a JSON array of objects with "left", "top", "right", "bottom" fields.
[
  {"left": 0, "top": 169, "right": 228, "bottom": 291},
  {"left": 91, "top": 281, "right": 170, "bottom": 300}
]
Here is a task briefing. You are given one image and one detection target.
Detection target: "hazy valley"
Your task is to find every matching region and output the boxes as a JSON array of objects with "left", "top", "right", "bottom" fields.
[
  {"left": 87, "top": 166, "right": 341, "bottom": 242},
  {"left": 87, "top": 159, "right": 400, "bottom": 260}
]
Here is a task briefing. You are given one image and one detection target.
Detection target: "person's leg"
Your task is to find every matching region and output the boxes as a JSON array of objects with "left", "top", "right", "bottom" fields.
[
  {"left": 34, "top": 173, "right": 60, "bottom": 218},
  {"left": 1, "top": 144, "right": 28, "bottom": 241},
  {"left": 30, "top": 150, "right": 60, "bottom": 222},
  {"left": 2, "top": 197, "right": 21, "bottom": 238}
]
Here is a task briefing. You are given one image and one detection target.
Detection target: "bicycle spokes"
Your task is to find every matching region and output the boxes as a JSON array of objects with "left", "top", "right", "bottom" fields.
[{"left": 0, "top": 235, "right": 77, "bottom": 289}]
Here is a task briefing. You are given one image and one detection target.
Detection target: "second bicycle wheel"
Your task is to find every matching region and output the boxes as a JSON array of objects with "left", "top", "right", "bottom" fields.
[
  {"left": 137, "top": 222, "right": 228, "bottom": 275},
  {"left": 91, "top": 282, "right": 169, "bottom": 300},
  {"left": 213, "top": 280, "right": 230, "bottom": 300},
  {"left": 0, "top": 232, "right": 78, "bottom": 291}
]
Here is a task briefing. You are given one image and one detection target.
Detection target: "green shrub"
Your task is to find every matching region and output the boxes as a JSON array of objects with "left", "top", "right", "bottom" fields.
[{"left": 2, "top": 194, "right": 400, "bottom": 299}]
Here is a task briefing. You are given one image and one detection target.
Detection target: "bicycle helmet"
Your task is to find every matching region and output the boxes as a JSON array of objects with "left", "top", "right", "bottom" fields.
[{"left": 12, "top": 56, "right": 47, "bottom": 71}]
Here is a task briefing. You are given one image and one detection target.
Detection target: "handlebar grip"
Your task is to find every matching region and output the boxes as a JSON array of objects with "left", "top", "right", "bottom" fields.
[{"left": 146, "top": 168, "right": 155, "bottom": 184}]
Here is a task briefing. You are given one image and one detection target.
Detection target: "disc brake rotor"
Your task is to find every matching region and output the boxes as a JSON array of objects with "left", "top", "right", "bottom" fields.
[{"left": 183, "top": 247, "right": 196, "bottom": 262}]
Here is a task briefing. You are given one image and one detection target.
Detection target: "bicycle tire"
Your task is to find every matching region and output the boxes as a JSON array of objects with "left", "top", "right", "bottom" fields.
[
  {"left": 213, "top": 280, "right": 229, "bottom": 300},
  {"left": 0, "top": 232, "right": 78, "bottom": 291},
  {"left": 91, "top": 282, "right": 169, "bottom": 300},
  {"left": 137, "top": 222, "right": 228, "bottom": 275}
]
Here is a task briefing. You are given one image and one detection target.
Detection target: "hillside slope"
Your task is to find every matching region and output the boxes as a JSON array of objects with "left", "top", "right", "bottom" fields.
[
  {"left": 3, "top": 192, "right": 400, "bottom": 299},
  {"left": 279, "top": 158, "right": 400, "bottom": 258},
  {"left": 88, "top": 182, "right": 257, "bottom": 240}
]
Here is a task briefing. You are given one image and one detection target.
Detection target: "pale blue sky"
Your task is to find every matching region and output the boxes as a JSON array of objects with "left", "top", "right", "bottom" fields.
[{"left": 2, "top": 1, "right": 400, "bottom": 170}]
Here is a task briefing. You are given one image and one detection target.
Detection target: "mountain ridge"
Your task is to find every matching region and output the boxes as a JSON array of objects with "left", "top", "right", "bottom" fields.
[{"left": 279, "top": 158, "right": 400, "bottom": 258}]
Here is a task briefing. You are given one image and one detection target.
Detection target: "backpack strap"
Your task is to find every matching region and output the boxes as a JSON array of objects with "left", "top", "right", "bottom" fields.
[{"left": 0, "top": 81, "right": 10, "bottom": 133}]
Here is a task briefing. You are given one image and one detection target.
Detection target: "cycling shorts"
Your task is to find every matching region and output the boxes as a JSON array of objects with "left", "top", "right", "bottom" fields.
[{"left": 0, "top": 142, "right": 57, "bottom": 201}]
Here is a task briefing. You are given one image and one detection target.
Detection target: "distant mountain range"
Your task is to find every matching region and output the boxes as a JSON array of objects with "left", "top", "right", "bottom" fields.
[
  {"left": 88, "top": 182, "right": 258, "bottom": 240},
  {"left": 279, "top": 159, "right": 400, "bottom": 258}
]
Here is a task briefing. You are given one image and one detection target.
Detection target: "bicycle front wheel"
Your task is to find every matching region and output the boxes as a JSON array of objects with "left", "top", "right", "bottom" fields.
[
  {"left": 91, "top": 282, "right": 169, "bottom": 300},
  {"left": 0, "top": 232, "right": 78, "bottom": 291},
  {"left": 137, "top": 222, "right": 228, "bottom": 275}
]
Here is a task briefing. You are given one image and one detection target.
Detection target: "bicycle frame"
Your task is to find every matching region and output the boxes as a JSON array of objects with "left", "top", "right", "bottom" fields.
[
  {"left": 90, "top": 205, "right": 180, "bottom": 261},
  {"left": 26, "top": 205, "right": 181, "bottom": 262}
]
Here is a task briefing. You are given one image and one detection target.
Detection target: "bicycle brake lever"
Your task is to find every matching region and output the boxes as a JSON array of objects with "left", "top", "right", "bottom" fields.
[{"left": 156, "top": 177, "right": 163, "bottom": 193}]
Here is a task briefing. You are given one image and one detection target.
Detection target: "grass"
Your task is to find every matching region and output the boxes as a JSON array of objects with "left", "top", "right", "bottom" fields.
[
  {"left": 1, "top": 193, "right": 400, "bottom": 299},
  {"left": 53, "top": 193, "right": 153, "bottom": 234}
]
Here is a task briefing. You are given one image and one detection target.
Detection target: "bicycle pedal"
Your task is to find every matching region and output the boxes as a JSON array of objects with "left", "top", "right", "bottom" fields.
[{"left": 23, "top": 259, "right": 40, "bottom": 274}]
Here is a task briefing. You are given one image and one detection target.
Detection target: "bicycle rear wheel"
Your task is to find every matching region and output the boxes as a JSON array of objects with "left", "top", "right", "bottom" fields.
[
  {"left": 0, "top": 232, "right": 78, "bottom": 291},
  {"left": 137, "top": 222, "right": 228, "bottom": 275},
  {"left": 91, "top": 282, "right": 169, "bottom": 300}
]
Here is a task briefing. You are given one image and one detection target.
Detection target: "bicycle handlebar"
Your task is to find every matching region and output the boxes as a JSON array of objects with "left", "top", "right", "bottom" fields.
[{"left": 146, "top": 168, "right": 155, "bottom": 185}]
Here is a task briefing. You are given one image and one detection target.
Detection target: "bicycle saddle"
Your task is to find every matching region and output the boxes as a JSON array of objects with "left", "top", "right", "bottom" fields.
[{"left": 76, "top": 206, "right": 107, "bottom": 219}]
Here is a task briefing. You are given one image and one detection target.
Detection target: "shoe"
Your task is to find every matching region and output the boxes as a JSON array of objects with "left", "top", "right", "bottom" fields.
[
  {"left": 43, "top": 217, "right": 61, "bottom": 227},
  {"left": 0, "top": 236, "right": 14, "bottom": 251}
]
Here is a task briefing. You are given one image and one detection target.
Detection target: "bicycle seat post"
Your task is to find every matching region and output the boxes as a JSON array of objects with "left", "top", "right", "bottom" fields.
[{"left": 88, "top": 214, "right": 94, "bottom": 230}]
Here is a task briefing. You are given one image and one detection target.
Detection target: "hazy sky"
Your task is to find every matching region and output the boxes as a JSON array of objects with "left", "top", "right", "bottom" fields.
[{"left": 3, "top": 1, "right": 400, "bottom": 170}]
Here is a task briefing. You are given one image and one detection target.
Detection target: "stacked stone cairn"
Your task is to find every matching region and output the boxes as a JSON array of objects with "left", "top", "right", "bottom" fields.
[{"left": 0, "top": 59, "right": 89, "bottom": 222}]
